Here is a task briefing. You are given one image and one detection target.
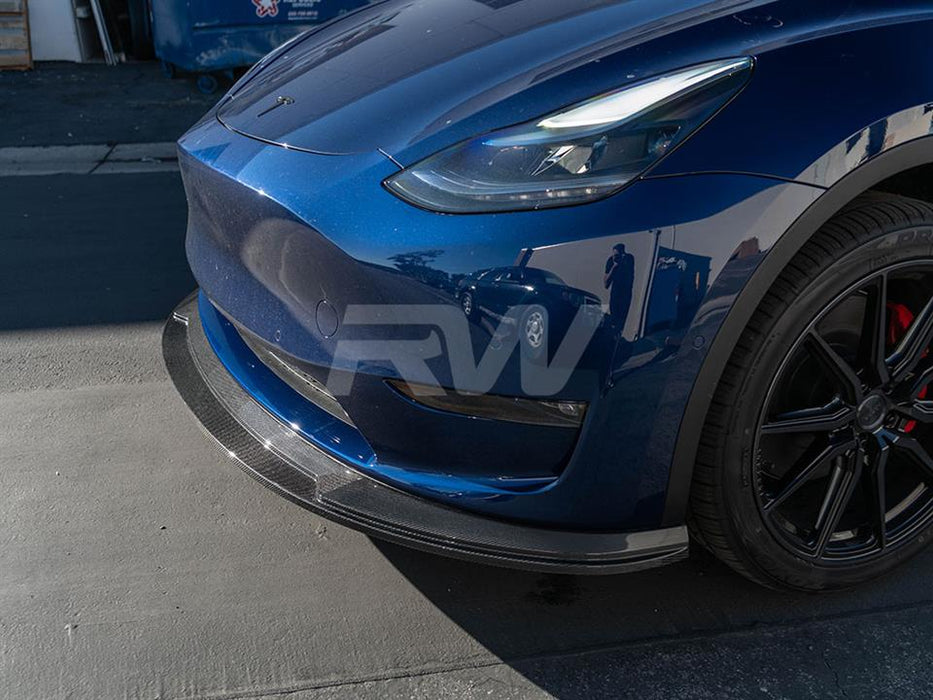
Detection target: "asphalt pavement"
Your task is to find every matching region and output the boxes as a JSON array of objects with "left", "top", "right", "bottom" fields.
[{"left": 3, "top": 63, "right": 933, "bottom": 700}]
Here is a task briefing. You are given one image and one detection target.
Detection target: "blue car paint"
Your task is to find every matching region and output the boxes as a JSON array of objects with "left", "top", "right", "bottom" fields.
[
  {"left": 178, "top": 0, "right": 933, "bottom": 531},
  {"left": 200, "top": 290, "right": 560, "bottom": 499},
  {"left": 217, "top": 0, "right": 759, "bottom": 155},
  {"left": 179, "top": 126, "right": 820, "bottom": 529},
  {"left": 197, "top": 291, "right": 377, "bottom": 467},
  {"left": 216, "top": 0, "right": 933, "bottom": 175}
]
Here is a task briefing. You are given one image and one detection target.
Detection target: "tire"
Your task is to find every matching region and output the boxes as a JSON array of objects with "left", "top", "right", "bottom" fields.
[
  {"left": 460, "top": 291, "right": 475, "bottom": 319},
  {"left": 160, "top": 60, "right": 176, "bottom": 80},
  {"left": 691, "top": 192, "right": 933, "bottom": 591},
  {"left": 197, "top": 74, "right": 221, "bottom": 95}
]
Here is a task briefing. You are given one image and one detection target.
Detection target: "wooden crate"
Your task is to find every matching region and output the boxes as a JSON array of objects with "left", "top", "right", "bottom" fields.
[{"left": 0, "top": 0, "right": 32, "bottom": 70}]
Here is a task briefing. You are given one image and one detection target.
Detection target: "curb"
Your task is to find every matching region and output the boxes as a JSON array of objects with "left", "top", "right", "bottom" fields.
[{"left": 0, "top": 142, "right": 179, "bottom": 176}]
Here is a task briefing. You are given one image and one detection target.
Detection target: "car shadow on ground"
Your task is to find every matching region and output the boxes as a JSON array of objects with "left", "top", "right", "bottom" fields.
[
  {"left": 373, "top": 536, "right": 925, "bottom": 697},
  {"left": 0, "top": 172, "right": 195, "bottom": 331}
]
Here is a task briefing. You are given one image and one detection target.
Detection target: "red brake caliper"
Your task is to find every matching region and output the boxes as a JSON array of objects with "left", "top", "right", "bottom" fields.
[{"left": 888, "top": 301, "right": 926, "bottom": 432}]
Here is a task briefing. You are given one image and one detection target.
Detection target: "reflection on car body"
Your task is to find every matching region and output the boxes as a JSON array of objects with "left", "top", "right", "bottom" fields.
[{"left": 457, "top": 265, "right": 603, "bottom": 355}]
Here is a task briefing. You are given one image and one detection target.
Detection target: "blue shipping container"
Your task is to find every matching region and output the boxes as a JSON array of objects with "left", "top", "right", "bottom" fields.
[{"left": 152, "top": 0, "right": 373, "bottom": 77}]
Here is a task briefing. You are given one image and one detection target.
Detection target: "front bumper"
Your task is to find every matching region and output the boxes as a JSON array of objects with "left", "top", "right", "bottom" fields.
[{"left": 163, "top": 291, "right": 689, "bottom": 574}]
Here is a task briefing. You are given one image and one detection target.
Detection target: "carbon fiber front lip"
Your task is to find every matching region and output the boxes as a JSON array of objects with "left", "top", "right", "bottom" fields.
[{"left": 162, "top": 292, "right": 690, "bottom": 575}]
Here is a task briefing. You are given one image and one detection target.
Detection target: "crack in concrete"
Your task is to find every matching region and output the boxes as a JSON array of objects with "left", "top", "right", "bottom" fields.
[{"left": 0, "top": 142, "right": 179, "bottom": 176}]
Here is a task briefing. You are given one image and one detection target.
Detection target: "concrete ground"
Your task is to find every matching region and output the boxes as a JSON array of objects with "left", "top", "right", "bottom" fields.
[{"left": 3, "top": 64, "right": 933, "bottom": 699}]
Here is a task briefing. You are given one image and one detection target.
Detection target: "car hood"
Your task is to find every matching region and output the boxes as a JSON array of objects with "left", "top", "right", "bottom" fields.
[{"left": 217, "top": 0, "right": 773, "bottom": 158}]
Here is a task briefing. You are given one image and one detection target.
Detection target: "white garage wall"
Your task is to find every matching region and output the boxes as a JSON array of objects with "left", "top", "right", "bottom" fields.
[{"left": 28, "top": 0, "right": 82, "bottom": 61}]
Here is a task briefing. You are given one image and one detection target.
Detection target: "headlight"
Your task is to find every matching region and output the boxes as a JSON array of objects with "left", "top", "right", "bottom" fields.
[{"left": 384, "top": 57, "right": 753, "bottom": 213}]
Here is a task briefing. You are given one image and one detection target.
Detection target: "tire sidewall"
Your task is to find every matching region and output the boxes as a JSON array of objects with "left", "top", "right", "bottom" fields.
[
  {"left": 721, "top": 223, "right": 933, "bottom": 589},
  {"left": 460, "top": 291, "right": 475, "bottom": 318}
]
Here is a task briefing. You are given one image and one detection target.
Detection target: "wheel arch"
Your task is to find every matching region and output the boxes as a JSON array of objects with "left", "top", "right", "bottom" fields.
[{"left": 662, "top": 136, "right": 933, "bottom": 527}]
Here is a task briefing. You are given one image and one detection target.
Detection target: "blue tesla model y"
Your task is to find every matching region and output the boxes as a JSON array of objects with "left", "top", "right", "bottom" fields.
[{"left": 164, "top": 0, "right": 933, "bottom": 590}]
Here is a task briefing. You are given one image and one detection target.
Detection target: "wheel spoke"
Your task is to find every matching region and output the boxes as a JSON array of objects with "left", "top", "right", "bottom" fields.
[
  {"left": 859, "top": 274, "right": 891, "bottom": 387},
  {"left": 805, "top": 331, "right": 863, "bottom": 404},
  {"left": 813, "top": 451, "right": 862, "bottom": 557},
  {"left": 895, "top": 400, "right": 933, "bottom": 424},
  {"left": 908, "top": 364, "right": 933, "bottom": 400},
  {"left": 765, "top": 439, "right": 857, "bottom": 512},
  {"left": 888, "top": 294, "right": 933, "bottom": 383},
  {"left": 863, "top": 438, "right": 889, "bottom": 550},
  {"left": 891, "top": 433, "right": 933, "bottom": 480},
  {"left": 760, "top": 399, "right": 855, "bottom": 435}
]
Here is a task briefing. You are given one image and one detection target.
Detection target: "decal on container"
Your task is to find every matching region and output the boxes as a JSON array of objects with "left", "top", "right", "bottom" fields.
[{"left": 253, "top": 0, "right": 280, "bottom": 18}]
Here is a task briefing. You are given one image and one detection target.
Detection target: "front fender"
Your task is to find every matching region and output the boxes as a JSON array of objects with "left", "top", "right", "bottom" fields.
[
  {"left": 662, "top": 135, "right": 933, "bottom": 526},
  {"left": 652, "top": 13, "right": 933, "bottom": 186}
]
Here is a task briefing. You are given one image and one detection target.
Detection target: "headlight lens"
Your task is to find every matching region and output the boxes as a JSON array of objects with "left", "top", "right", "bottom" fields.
[{"left": 384, "top": 57, "right": 753, "bottom": 213}]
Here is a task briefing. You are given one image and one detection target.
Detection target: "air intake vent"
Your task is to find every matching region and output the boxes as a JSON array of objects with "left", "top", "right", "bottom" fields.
[{"left": 239, "top": 330, "right": 355, "bottom": 427}]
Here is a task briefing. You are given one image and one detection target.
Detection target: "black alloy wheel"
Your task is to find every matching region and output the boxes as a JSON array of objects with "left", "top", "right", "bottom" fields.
[
  {"left": 691, "top": 193, "right": 933, "bottom": 590},
  {"left": 755, "top": 262, "right": 933, "bottom": 563}
]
